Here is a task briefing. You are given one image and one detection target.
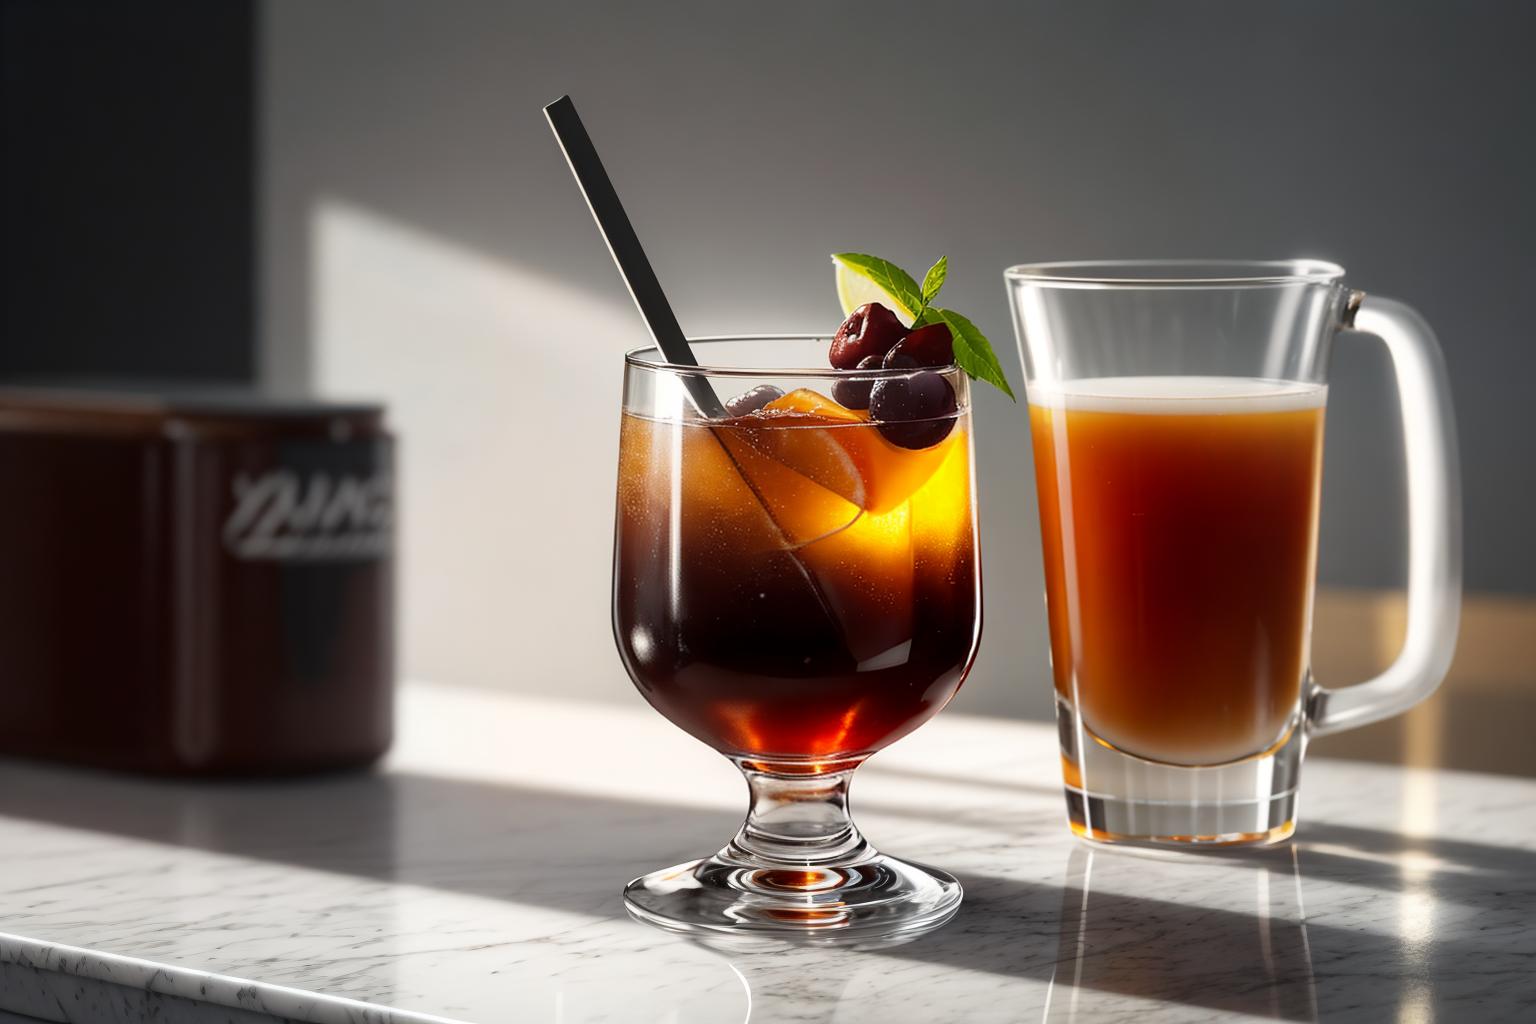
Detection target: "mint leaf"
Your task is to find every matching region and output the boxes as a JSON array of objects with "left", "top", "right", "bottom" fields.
[
  {"left": 832, "top": 252, "right": 924, "bottom": 319},
  {"left": 921, "top": 256, "right": 947, "bottom": 307},
  {"left": 834, "top": 251, "right": 1016, "bottom": 400},
  {"left": 919, "top": 306, "right": 1018, "bottom": 401}
]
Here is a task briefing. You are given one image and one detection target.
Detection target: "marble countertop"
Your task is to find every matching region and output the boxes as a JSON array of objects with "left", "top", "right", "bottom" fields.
[{"left": 1, "top": 683, "right": 1533, "bottom": 1023}]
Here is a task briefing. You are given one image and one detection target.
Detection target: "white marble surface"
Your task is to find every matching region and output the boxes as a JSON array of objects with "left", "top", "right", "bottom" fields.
[{"left": 1, "top": 683, "right": 1534, "bottom": 1023}]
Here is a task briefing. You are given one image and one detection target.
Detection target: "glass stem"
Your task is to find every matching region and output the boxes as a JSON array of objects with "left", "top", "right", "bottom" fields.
[{"left": 727, "top": 764, "right": 872, "bottom": 867}]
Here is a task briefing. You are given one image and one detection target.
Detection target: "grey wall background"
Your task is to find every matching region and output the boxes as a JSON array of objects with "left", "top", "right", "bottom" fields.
[
  {"left": 262, "top": 0, "right": 1534, "bottom": 720},
  {"left": 2, "top": 0, "right": 255, "bottom": 382}
]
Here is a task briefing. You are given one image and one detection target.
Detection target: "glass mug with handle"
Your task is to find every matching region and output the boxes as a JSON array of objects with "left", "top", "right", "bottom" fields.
[{"left": 1008, "top": 260, "right": 1460, "bottom": 845}]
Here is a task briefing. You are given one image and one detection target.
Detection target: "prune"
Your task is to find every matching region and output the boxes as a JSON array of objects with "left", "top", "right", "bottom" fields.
[
  {"left": 869, "top": 371, "right": 957, "bottom": 450},
  {"left": 884, "top": 322, "right": 953, "bottom": 368},
  {"left": 830, "top": 354, "right": 881, "bottom": 410},
  {"left": 829, "top": 302, "right": 907, "bottom": 370},
  {"left": 725, "top": 384, "right": 785, "bottom": 417}
]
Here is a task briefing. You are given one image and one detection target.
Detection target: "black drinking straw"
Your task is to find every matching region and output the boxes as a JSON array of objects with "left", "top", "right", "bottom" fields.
[{"left": 543, "top": 95, "right": 726, "bottom": 418}]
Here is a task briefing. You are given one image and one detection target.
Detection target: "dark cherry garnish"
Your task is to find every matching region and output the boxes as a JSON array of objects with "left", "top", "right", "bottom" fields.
[
  {"left": 869, "top": 371, "right": 957, "bottom": 449},
  {"left": 884, "top": 322, "right": 953, "bottom": 368},
  {"left": 725, "top": 384, "right": 785, "bottom": 417},
  {"left": 831, "top": 354, "right": 881, "bottom": 410},
  {"left": 829, "top": 302, "right": 907, "bottom": 369}
]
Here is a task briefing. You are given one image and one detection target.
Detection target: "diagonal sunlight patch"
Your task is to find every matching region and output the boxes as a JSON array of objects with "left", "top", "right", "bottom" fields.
[{"left": 311, "top": 199, "right": 641, "bottom": 701}]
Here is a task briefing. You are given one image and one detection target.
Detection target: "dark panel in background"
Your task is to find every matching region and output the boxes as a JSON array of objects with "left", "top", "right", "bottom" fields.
[{"left": 1, "top": 0, "right": 255, "bottom": 382}]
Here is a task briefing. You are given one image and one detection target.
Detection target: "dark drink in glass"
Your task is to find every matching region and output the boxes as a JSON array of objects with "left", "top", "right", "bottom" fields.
[
  {"left": 614, "top": 337, "right": 980, "bottom": 939},
  {"left": 616, "top": 401, "right": 976, "bottom": 767}
]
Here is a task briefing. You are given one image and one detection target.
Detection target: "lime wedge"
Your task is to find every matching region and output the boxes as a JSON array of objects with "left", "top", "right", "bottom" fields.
[{"left": 833, "top": 256, "right": 915, "bottom": 326}]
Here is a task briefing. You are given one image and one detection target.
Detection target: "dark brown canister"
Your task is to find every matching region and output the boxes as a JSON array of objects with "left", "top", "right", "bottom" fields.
[{"left": 0, "top": 386, "right": 394, "bottom": 774}]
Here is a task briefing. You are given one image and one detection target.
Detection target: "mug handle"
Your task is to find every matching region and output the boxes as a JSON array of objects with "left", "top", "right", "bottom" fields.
[{"left": 1308, "top": 293, "right": 1463, "bottom": 736}]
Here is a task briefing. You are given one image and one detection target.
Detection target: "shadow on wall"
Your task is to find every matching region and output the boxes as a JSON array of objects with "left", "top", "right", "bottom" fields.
[
  {"left": 292, "top": 198, "right": 1536, "bottom": 782},
  {"left": 295, "top": 198, "right": 1050, "bottom": 720},
  {"left": 259, "top": 3, "right": 1535, "bottom": 739}
]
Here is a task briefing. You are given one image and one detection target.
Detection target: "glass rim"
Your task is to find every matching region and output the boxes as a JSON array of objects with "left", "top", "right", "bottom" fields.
[
  {"left": 624, "top": 334, "right": 962, "bottom": 379},
  {"left": 1004, "top": 258, "right": 1346, "bottom": 287}
]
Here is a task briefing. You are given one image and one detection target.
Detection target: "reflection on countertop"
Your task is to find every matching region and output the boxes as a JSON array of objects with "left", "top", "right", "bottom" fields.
[
  {"left": 1044, "top": 846, "right": 1318, "bottom": 1021},
  {"left": 1, "top": 683, "right": 1535, "bottom": 1023}
]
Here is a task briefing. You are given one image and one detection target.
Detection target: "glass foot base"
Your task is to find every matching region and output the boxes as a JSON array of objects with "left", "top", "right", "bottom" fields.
[{"left": 623, "top": 849, "right": 962, "bottom": 944}]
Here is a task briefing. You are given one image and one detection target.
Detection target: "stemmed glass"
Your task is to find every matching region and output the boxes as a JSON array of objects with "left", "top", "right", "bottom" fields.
[{"left": 613, "top": 336, "right": 981, "bottom": 940}]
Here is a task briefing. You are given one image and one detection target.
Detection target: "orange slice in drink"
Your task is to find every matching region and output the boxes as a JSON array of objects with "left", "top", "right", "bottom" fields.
[
  {"left": 725, "top": 392, "right": 867, "bottom": 509},
  {"left": 737, "top": 389, "right": 958, "bottom": 515},
  {"left": 711, "top": 427, "right": 863, "bottom": 548}
]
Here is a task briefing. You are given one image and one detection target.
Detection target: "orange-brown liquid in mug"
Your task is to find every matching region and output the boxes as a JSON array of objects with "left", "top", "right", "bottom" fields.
[{"left": 1030, "top": 377, "right": 1326, "bottom": 766}]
